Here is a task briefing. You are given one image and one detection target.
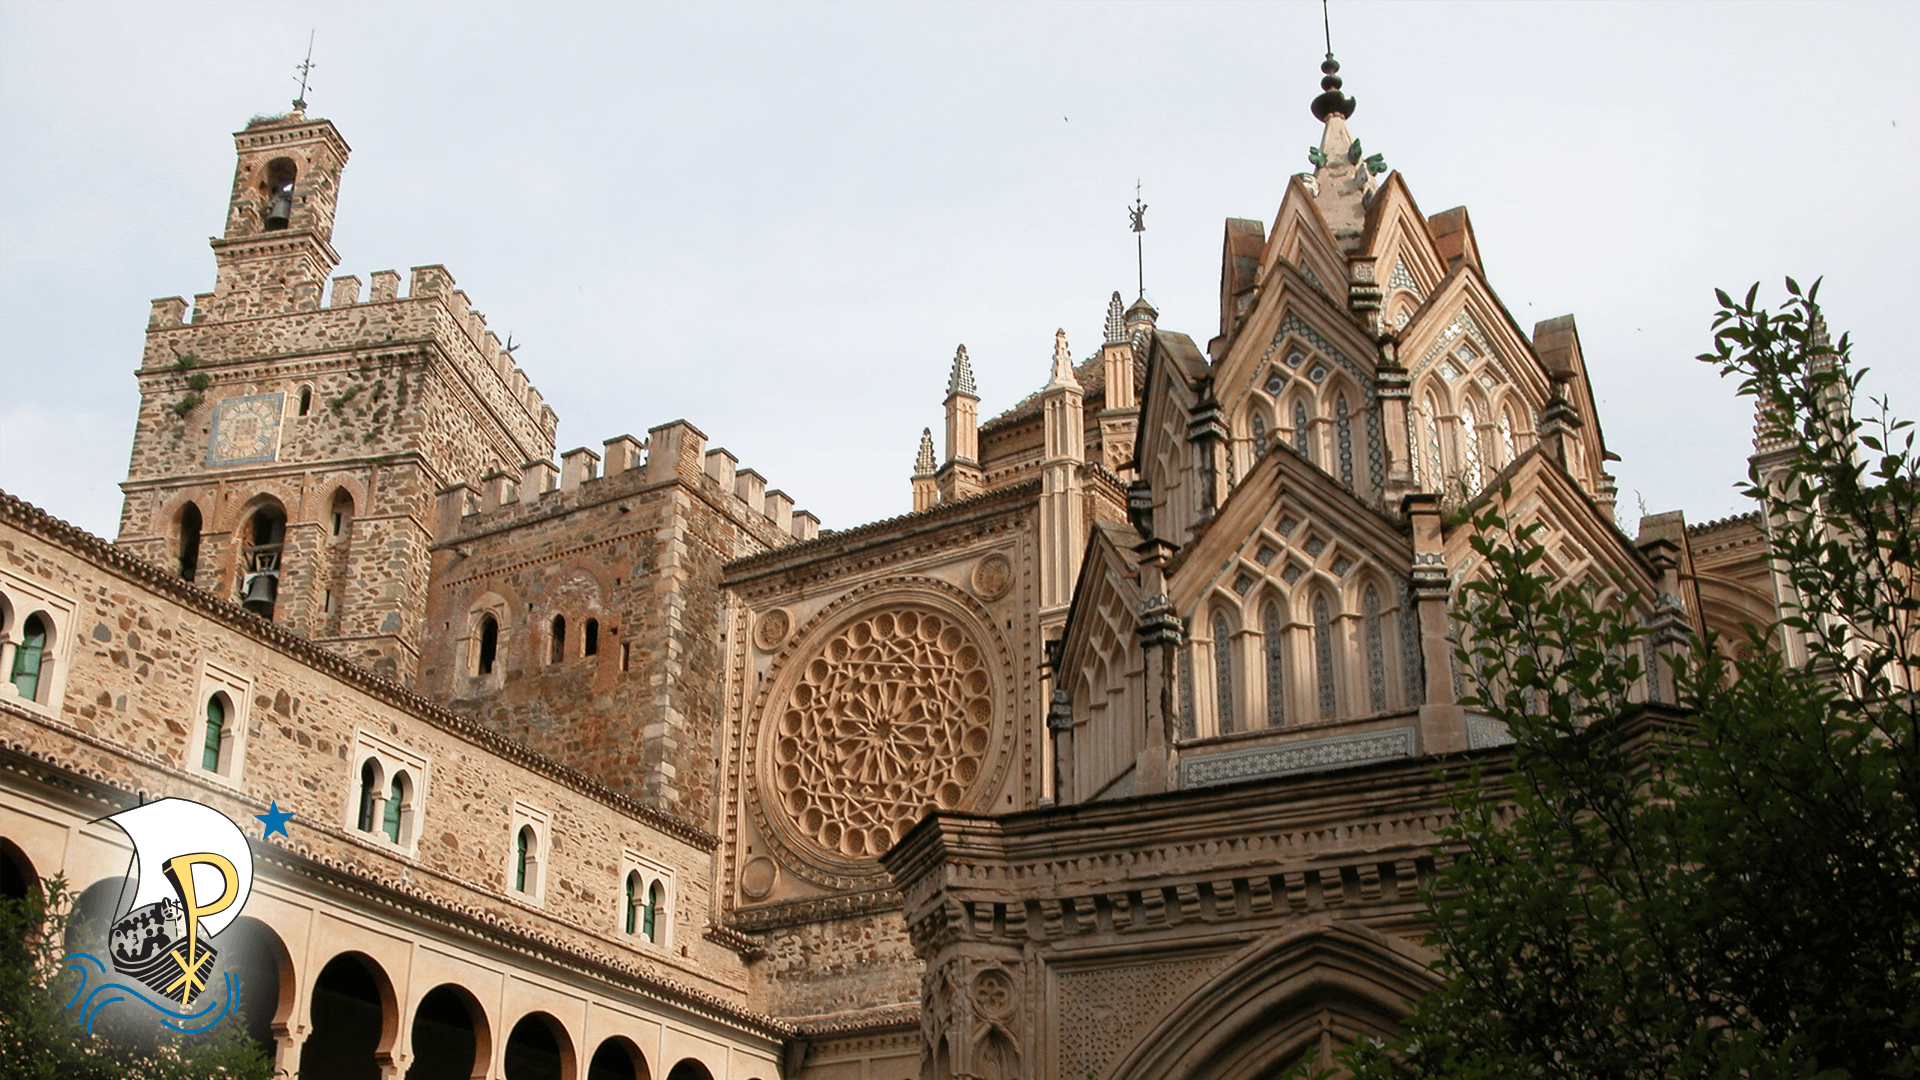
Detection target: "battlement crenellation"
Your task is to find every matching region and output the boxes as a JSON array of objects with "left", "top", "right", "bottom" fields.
[{"left": 438, "top": 418, "right": 820, "bottom": 546}]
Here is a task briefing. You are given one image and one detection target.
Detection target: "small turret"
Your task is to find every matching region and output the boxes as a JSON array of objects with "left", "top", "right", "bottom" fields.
[
  {"left": 1039, "top": 330, "right": 1086, "bottom": 614},
  {"left": 939, "top": 345, "right": 984, "bottom": 502},
  {"left": 912, "top": 428, "right": 938, "bottom": 512}
]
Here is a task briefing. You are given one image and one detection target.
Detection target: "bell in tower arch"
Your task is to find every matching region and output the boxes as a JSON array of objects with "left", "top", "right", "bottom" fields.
[{"left": 261, "top": 157, "right": 297, "bottom": 232}]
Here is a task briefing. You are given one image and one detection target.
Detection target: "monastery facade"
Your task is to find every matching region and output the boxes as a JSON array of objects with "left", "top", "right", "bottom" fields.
[{"left": 0, "top": 58, "right": 1790, "bottom": 1080}]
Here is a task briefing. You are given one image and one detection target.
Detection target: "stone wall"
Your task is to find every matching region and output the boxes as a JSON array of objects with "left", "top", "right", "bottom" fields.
[
  {"left": 419, "top": 420, "right": 818, "bottom": 830},
  {"left": 1, "top": 491, "right": 752, "bottom": 1003}
]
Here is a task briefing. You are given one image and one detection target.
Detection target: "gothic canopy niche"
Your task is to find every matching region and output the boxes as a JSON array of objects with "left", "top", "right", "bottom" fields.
[{"left": 749, "top": 579, "right": 1015, "bottom": 890}]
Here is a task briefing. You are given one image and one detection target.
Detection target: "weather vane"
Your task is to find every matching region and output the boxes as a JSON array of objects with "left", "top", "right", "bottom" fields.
[
  {"left": 292, "top": 30, "right": 316, "bottom": 112},
  {"left": 1129, "top": 179, "right": 1148, "bottom": 300}
]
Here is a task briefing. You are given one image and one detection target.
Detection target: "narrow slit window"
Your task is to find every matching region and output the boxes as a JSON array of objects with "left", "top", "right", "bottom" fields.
[
  {"left": 356, "top": 760, "right": 379, "bottom": 832},
  {"left": 1262, "top": 601, "right": 1286, "bottom": 727},
  {"left": 1212, "top": 612, "right": 1235, "bottom": 735},
  {"left": 202, "top": 696, "right": 226, "bottom": 772},
  {"left": 584, "top": 618, "right": 599, "bottom": 657},
  {"left": 477, "top": 615, "right": 499, "bottom": 675},
  {"left": 515, "top": 826, "right": 534, "bottom": 892},
  {"left": 297, "top": 386, "right": 312, "bottom": 416},
  {"left": 10, "top": 614, "right": 47, "bottom": 703},
  {"left": 1314, "top": 593, "right": 1337, "bottom": 719},
  {"left": 178, "top": 503, "right": 202, "bottom": 582},
  {"left": 645, "top": 881, "right": 664, "bottom": 943},
  {"left": 549, "top": 615, "right": 566, "bottom": 664},
  {"left": 383, "top": 772, "right": 407, "bottom": 843},
  {"left": 624, "top": 872, "right": 640, "bottom": 934},
  {"left": 1365, "top": 583, "right": 1388, "bottom": 712}
]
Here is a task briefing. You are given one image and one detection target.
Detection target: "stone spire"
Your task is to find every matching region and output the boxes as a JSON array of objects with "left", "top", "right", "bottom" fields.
[
  {"left": 1104, "top": 291, "right": 1126, "bottom": 345},
  {"left": 947, "top": 344, "right": 977, "bottom": 398},
  {"left": 1048, "top": 329, "right": 1080, "bottom": 390},
  {"left": 914, "top": 427, "right": 937, "bottom": 475},
  {"left": 1303, "top": 53, "right": 1387, "bottom": 251}
]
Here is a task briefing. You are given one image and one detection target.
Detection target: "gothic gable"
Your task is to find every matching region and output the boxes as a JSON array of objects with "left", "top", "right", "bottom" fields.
[
  {"left": 1446, "top": 443, "right": 1657, "bottom": 616},
  {"left": 1358, "top": 172, "right": 1448, "bottom": 333},
  {"left": 1055, "top": 521, "right": 1149, "bottom": 800},
  {"left": 1167, "top": 442, "right": 1416, "bottom": 735}
]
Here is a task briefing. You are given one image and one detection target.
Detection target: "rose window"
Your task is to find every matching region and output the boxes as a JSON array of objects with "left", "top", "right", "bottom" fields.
[{"left": 769, "top": 606, "right": 996, "bottom": 860}]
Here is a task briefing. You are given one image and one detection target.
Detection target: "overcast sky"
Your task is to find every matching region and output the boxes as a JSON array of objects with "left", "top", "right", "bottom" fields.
[{"left": 2, "top": 1, "right": 1915, "bottom": 540}]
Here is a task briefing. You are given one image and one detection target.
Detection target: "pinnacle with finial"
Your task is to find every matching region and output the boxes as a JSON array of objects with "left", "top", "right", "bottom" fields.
[
  {"left": 1048, "top": 329, "right": 1080, "bottom": 389},
  {"left": 947, "top": 344, "right": 977, "bottom": 398},
  {"left": 1105, "top": 292, "right": 1126, "bottom": 345},
  {"left": 1310, "top": 54, "right": 1356, "bottom": 121},
  {"left": 915, "top": 428, "right": 937, "bottom": 475}
]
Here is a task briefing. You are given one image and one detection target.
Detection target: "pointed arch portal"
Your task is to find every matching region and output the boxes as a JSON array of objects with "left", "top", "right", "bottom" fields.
[{"left": 1106, "top": 924, "right": 1439, "bottom": 1080}]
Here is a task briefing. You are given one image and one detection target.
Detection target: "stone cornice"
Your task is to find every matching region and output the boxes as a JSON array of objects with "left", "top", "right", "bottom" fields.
[
  {"left": 0, "top": 489, "right": 718, "bottom": 852},
  {"left": 725, "top": 887, "right": 904, "bottom": 932}
]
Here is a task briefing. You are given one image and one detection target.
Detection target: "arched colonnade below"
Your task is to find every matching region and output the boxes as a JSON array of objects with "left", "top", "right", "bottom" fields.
[{"left": 4, "top": 832, "right": 770, "bottom": 1080}]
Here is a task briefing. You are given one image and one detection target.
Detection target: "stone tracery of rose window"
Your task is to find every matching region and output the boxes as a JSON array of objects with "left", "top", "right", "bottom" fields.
[{"left": 768, "top": 605, "right": 996, "bottom": 862}]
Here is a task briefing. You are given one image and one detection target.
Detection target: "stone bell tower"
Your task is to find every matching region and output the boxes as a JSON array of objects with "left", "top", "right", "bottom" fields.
[
  {"left": 117, "top": 110, "right": 558, "bottom": 682},
  {"left": 207, "top": 111, "right": 349, "bottom": 320}
]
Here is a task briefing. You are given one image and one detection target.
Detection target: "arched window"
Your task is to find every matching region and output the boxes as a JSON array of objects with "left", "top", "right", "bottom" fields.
[
  {"left": 383, "top": 771, "right": 409, "bottom": 843},
  {"left": 624, "top": 872, "right": 640, "bottom": 935},
  {"left": 297, "top": 386, "right": 312, "bottom": 416},
  {"left": 329, "top": 488, "right": 354, "bottom": 539},
  {"left": 514, "top": 826, "right": 535, "bottom": 892},
  {"left": 1293, "top": 400, "right": 1312, "bottom": 462},
  {"left": 549, "top": 616, "right": 566, "bottom": 664},
  {"left": 202, "top": 695, "right": 227, "bottom": 772},
  {"left": 1262, "top": 601, "right": 1286, "bottom": 728},
  {"left": 584, "top": 618, "right": 599, "bottom": 657},
  {"left": 1335, "top": 393, "right": 1354, "bottom": 488},
  {"left": 1250, "top": 413, "right": 1266, "bottom": 459},
  {"left": 1461, "top": 400, "right": 1483, "bottom": 488},
  {"left": 357, "top": 760, "right": 380, "bottom": 832},
  {"left": 9, "top": 614, "right": 47, "bottom": 703},
  {"left": 1313, "top": 592, "right": 1337, "bottom": 719},
  {"left": 1424, "top": 392, "right": 1444, "bottom": 491},
  {"left": 645, "top": 880, "right": 665, "bottom": 943},
  {"left": 177, "top": 503, "right": 202, "bottom": 582},
  {"left": 476, "top": 615, "right": 499, "bottom": 676},
  {"left": 1364, "top": 583, "right": 1387, "bottom": 712},
  {"left": 1500, "top": 404, "right": 1520, "bottom": 463},
  {"left": 1212, "top": 611, "right": 1235, "bottom": 735}
]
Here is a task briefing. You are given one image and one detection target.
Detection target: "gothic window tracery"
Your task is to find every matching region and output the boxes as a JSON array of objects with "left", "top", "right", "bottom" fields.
[
  {"left": 1501, "top": 404, "right": 1520, "bottom": 463},
  {"left": 1313, "top": 592, "right": 1337, "bottom": 719},
  {"left": 1461, "top": 400, "right": 1484, "bottom": 488},
  {"left": 1336, "top": 393, "right": 1354, "bottom": 488},
  {"left": 1212, "top": 611, "right": 1235, "bottom": 735},
  {"left": 1424, "top": 391, "right": 1445, "bottom": 491},
  {"left": 1293, "top": 400, "right": 1311, "bottom": 462},
  {"left": 1364, "top": 583, "right": 1387, "bottom": 712},
  {"left": 1262, "top": 601, "right": 1286, "bottom": 727}
]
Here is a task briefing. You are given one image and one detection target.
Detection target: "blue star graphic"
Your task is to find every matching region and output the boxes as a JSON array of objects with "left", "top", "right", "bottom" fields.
[{"left": 255, "top": 800, "right": 294, "bottom": 838}]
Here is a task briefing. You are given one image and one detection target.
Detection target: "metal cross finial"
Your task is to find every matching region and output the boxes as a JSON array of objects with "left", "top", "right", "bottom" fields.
[
  {"left": 1129, "top": 179, "right": 1148, "bottom": 300},
  {"left": 292, "top": 30, "right": 316, "bottom": 112}
]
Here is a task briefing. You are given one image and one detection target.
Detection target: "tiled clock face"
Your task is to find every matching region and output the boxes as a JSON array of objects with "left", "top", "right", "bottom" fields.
[{"left": 207, "top": 393, "right": 285, "bottom": 466}]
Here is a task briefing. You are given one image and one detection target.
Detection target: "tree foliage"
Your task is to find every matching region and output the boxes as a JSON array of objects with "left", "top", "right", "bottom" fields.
[
  {"left": 0, "top": 876, "right": 273, "bottom": 1080},
  {"left": 1327, "top": 282, "right": 1920, "bottom": 1079}
]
